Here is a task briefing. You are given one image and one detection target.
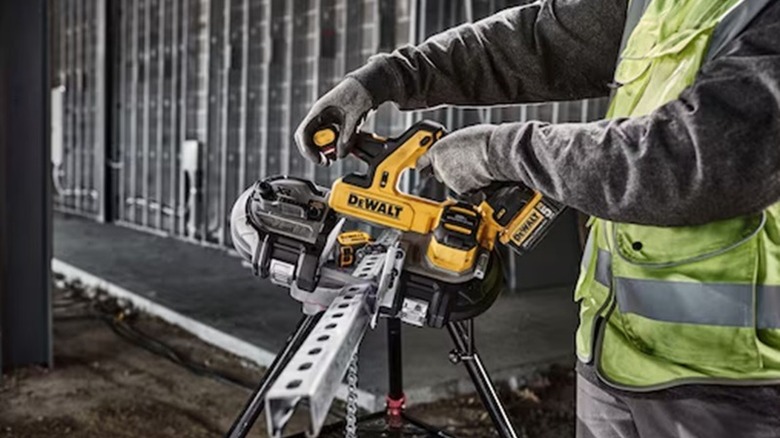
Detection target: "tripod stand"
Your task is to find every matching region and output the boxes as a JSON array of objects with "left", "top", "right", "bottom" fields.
[{"left": 227, "top": 316, "right": 519, "bottom": 438}]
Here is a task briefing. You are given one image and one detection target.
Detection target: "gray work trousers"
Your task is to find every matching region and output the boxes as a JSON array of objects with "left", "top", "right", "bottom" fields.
[{"left": 576, "top": 375, "right": 780, "bottom": 438}]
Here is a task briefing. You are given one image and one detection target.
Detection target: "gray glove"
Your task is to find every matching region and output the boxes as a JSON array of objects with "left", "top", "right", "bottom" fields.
[
  {"left": 294, "top": 78, "right": 374, "bottom": 165},
  {"left": 416, "top": 124, "right": 497, "bottom": 195}
]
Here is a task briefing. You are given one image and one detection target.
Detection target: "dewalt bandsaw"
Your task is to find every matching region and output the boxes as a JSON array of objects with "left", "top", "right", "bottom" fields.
[
  {"left": 313, "top": 120, "right": 564, "bottom": 273},
  {"left": 228, "top": 121, "right": 564, "bottom": 438}
]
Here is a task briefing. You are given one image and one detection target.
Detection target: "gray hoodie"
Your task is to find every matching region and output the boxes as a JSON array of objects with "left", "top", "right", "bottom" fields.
[
  {"left": 349, "top": 0, "right": 780, "bottom": 227},
  {"left": 349, "top": 0, "right": 780, "bottom": 401}
]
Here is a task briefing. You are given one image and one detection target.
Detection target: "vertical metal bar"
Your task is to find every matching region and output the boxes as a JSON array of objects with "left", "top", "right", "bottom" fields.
[
  {"left": 387, "top": 317, "right": 404, "bottom": 400},
  {"left": 95, "top": 0, "right": 108, "bottom": 222},
  {"left": 580, "top": 99, "right": 590, "bottom": 123},
  {"left": 86, "top": 0, "right": 93, "bottom": 214},
  {"left": 80, "top": 0, "right": 88, "bottom": 214},
  {"left": 142, "top": 0, "right": 151, "bottom": 226},
  {"left": 178, "top": 0, "right": 189, "bottom": 236},
  {"left": 238, "top": 0, "right": 250, "bottom": 193},
  {"left": 71, "top": 0, "right": 78, "bottom": 211},
  {"left": 87, "top": 0, "right": 95, "bottom": 215},
  {"left": 71, "top": 0, "right": 78, "bottom": 212},
  {"left": 130, "top": 0, "right": 139, "bottom": 223},
  {"left": 74, "top": 0, "right": 83, "bottom": 213},
  {"left": 118, "top": 0, "right": 128, "bottom": 221},
  {"left": 87, "top": 0, "right": 94, "bottom": 214},
  {"left": 55, "top": 0, "right": 65, "bottom": 212},
  {"left": 156, "top": 0, "right": 166, "bottom": 230},
  {"left": 62, "top": 0, "right": 71, "bottom": 211},
  {"left": 199, "top": 0, "right": 212, "bottom": 244},
  {"left": 258, "top": 0, "right": 271, "bottom": 180},
  {"left": 69, "top": 0, "right": 76, "bottom": 211},
  {"left": 281, "top": 0, "right": 293, "bottom": 176},
  {"left": 170, "top": 0, "right": 180, "bottom": 234},
  {"left": 218, "top": 0, "right": 231, "bottom": 246},
  {"left": 259, "top": 0, "right": 273, "bottom": 178},
  {"left": 464, "top": 0, "right": 473, "bottom": 22},
  {"left": 238, "top": 0, "right": 249, "bottom": 191}
]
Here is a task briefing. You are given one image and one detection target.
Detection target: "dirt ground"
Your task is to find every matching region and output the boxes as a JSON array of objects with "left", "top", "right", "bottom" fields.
[{"left": 0, "top": 281, "right": 574, "bottom": 438}]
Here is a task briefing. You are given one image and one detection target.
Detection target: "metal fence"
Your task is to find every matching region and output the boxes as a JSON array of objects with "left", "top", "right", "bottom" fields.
[
  {"left": 51, "top": 0, "right": 108, "bottom": 220},
  {"left": 51, "top": 0, "right": 608, "bottom": 272}
]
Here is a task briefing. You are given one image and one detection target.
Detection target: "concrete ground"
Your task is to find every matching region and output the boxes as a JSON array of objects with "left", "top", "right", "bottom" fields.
[
  {"left": 0, "top": 284, "right": 575, "bottom": 438},
  {"left": 53, "top": 213, "right": 578, "bottom": 405}
]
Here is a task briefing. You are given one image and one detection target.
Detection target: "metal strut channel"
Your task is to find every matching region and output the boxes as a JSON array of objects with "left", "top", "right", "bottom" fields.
[{"left": 264, "top": 252, "right": 389, "bottom": 437}]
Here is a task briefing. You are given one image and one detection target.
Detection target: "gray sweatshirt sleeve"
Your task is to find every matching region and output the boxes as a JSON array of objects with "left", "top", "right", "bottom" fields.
[
  {"left": 485, "top": 4, "right": 780, "bottom": 227},
  {"left": 349, "top": 0, "right": 627, "bottom": 109}
]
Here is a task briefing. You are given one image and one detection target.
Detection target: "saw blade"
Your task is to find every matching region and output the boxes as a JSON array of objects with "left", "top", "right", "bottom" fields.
[{"left": 318, "top": 217, "right": 346, "bottom": 270}]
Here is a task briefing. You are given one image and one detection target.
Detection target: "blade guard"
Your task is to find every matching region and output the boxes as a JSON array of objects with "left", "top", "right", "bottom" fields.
[{"left": 328, "top": 120, "right": 448, "bottom": 234}]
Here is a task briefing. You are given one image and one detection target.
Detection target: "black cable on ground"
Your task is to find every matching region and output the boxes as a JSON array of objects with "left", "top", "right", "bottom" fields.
[
  {"left": 52, "top": 285, "right": 351, "bottom": 423},
  {"left": 54, "top": 289, "right": 258, "bottom": 391}
]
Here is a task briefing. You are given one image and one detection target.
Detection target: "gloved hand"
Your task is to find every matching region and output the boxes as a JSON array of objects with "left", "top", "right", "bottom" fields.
[
  {"left": 294, "top": 78, "right": 374, "bottom": 165},
  {"left": 416, "top": 124, "right": 497, "bottom": 195}
]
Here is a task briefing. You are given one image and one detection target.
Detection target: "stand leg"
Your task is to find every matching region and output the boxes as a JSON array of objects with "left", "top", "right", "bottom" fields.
[
  {"left": 227, "top": 314, "right": 321, "bottom": 438},
  {"left": 447, "top": 320, "right": 519, "bottom": 438},
  {"left": 386, "top": 317, "right": 405, "bottom": 427}
]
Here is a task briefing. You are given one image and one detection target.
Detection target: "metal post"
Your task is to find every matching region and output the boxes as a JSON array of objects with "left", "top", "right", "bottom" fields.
[
  {"left": 218, "top": 0, "right": 231, "bottom": 246},
  {"left": 447, "top": 321, "right": 518, "bottom": 438},
  {"left": 156, "top": 0, "right": 167, "bottom": 230},
  {"left": 258, "top": 0, "right": 271, "bottom": 180},
  {"left": 142, "top": 0, "right": 151, "bottom": 227},
  {"left": 281, "top": 0, "right": 293, "bottom": 177},
  {"left": 129, "top": 0, "right": 139, "bottom": 223},
  {"left": 170, "top": 0, "right": 180, "bottom": 234},
  {"left": 118, "top": 0, "right": 128, "bottom": 222},
  {"left": 387, "top": 317, "right": 404, "bottom": 400},
  {"left": 0, "top": 0, "right": 53, "bottom": 370},
  {"left": 238, "top": 0, "right": 250, "bottom": 193},
  {"left": 98, "top": 0, "right": 112, "bottom": 223},
  {"left": 74, "top": 0, "right": 83, "bottom": 214},
  {"left": 177, "top": 0, "right": 189, "bottom": 236}
]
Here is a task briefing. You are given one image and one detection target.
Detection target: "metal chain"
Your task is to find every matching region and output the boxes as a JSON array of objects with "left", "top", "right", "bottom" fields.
[{"left": 345, "top": 352, "right": 359, "bottom": 438}]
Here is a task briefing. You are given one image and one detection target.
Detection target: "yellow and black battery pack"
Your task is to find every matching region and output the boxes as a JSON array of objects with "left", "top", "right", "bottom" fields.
[{"left": 485, "top": 184, "right": 564, "bottom": 256}]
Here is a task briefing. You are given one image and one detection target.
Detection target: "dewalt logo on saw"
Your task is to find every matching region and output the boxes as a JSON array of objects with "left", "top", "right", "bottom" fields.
[
  {"left": 347, "top": 193, "right": 403, "bottom": 219},
  {"left": 510, "top": 208, "right": 544, "bottom": 244}
]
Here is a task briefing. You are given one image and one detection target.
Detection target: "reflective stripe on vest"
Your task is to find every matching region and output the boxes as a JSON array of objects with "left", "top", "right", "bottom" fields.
[{"left": 586, "top": 248, "right": 780, "bottom": 329}]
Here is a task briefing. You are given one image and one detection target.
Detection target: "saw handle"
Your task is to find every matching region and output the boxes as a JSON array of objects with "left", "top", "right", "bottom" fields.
[{"left": 312, "top": 124, "right": 388, "bottom": 163}]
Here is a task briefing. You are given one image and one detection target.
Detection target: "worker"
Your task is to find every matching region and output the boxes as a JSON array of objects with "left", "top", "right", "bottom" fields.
[{"left": 295, "top": 1, "right": 780, "bottom": 437}]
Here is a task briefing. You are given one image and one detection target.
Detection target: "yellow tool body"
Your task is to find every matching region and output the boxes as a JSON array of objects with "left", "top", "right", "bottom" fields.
[
  {"left": 315, "top": 121, "right": 563, "bottom": 274},
  {"left": 426, "top": 203, "right": 483, "bottom": 273},
  {"left": 327, "top": 124, "right": 446, "bottom": 234}
]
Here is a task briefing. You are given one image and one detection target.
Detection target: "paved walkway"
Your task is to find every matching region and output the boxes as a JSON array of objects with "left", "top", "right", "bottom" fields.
[{"left": 54, "top": 213, "right": 579, "bottom": 406}]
